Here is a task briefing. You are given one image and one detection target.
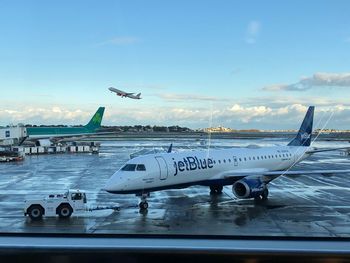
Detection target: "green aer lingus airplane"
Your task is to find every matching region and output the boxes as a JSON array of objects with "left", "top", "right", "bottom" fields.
[{"left": 22, "top": 107, "right": 105, "bottom": 145}]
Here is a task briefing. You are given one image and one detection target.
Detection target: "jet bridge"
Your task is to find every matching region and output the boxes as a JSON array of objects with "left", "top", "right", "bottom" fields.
[{"left": 0, "top": 126, "right": 27, "bottom": 146}]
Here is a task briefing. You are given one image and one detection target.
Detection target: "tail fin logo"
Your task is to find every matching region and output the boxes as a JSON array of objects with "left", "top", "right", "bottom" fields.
[
  {"left": 92, "top": 113, "right": 102, "bottom": 125},
  {"left": 300, "top": 132, "right": 311, "bottom": 140}
]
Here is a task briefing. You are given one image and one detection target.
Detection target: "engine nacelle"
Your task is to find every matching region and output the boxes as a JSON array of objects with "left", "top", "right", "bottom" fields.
[{"left": 232, "top": 178, "right": 266, "bottom": 199}]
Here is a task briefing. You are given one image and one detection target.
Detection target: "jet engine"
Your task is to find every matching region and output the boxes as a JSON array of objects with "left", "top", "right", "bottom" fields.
[{"left": 232, "top": 178, "right": 267, "bottom": 199}]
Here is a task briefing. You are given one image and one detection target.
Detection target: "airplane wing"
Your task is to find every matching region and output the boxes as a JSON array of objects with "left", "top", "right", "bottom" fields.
[
  {"left": 220, "top": 169, "right": 350, "bottom": 181},
  {"left": 306, "top": 147, "right": 350, "bottom": 154}
]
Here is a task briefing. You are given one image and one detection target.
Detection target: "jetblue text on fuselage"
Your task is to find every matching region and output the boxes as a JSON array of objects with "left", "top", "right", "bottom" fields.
[{"left": 173, "top": 156, "right": 214, "bottom": 176}]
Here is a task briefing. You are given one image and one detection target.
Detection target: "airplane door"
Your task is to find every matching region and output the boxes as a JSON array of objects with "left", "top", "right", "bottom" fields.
[
  {"left": 233, "top": 156, "right": 238, "bottom": 166},
  {"left": 155, "top": 156, "right": 168, "bottom": 180}
]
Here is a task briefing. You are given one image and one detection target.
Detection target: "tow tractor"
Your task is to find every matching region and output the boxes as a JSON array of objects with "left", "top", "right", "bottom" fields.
[{"left": 24, "top": 189, "right": 120, "bottom": 220}]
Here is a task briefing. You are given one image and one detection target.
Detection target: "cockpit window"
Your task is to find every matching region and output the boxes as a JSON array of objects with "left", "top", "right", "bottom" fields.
[
  {"left": 121, "top": 164, "right": 137, "bottom": 171},
  {"left": 136, "top": 164, "right": 146, "bottom": 171}
]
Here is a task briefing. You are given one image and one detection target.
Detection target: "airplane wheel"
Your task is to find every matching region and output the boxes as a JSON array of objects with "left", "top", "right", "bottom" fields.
[
  {"left": 28, "top": 205, "right": 43, "bottom": 220},
  {"left": 262, "top": 188, "right": 269, "bottom": 200},
  {"left": 139, "top": 201, "right": 148, "bottom": 210},
  {"left": 57, "top": 204, "right": 73, "bottom": 218},
  {"left": 210, "top": 185, "right": 223, "bottom": 195}
]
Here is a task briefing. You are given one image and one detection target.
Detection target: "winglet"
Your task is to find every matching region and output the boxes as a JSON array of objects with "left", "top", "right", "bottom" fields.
[
  {"left": 85, "top": 107, "right": 105, "bottom": 131},
  {"left": 287, "top": 106, "right": 314, "bottom": 147}
]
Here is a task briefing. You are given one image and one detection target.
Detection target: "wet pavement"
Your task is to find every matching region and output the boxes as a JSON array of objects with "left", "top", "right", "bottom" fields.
[{"left": 0, "top": 138, "right": 350, "bottom": 237}]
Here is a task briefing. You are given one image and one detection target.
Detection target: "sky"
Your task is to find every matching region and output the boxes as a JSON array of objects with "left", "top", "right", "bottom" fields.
[{"left": 1, "top": 0, "right": 350, "bottom": 130}]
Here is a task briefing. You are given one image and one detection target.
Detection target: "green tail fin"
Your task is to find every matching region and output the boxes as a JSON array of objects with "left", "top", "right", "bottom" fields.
[{"left": 85, "top": 107, "right": 105, "bottom": 131}]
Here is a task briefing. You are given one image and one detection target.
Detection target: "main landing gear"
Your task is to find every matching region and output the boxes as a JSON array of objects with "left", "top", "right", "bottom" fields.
[
  {"left": 138, "top": 193, "right": 149, "bottom": 211},
  {"left": 254, "top": 188, "right": 269, "bottom": 202},
  {"left": 210, "top": 185, "right": 223, "bottom": 195}
]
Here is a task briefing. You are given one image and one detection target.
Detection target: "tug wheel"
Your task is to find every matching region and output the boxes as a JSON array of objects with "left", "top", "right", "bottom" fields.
[
  {"left": 28, "top": 205, "right": 44, "bottom": 220},
  {"left": 57, "top": 204, "right": 73, "bottom": 218}
]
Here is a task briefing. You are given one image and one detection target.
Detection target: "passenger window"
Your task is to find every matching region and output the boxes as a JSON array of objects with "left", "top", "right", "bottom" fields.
[
  {"left": 257, "top": 156, "right": 259, "bottom": 160},
  {"left": 223, "top": 159, "right": 226, "bottom": 163},
  {"left": 239, "top": 158, "right": 242, "bottom": 162},
  {"left": 244, "top": 157, "right": 246, "bottom": 161},
  {"left": 229, "top": 159, "right": 231, "bottom": 162},
  {"left": 137, "top": 164, "right": 146, "bottom": 171},
  {"left": 218, "top": 160, "right": 221, "bottom": 164},
  {"left": 249, "top": 157, "right": 251, "bottom": 160},
  {"left": 121, "top": 164, "right": 137, "bottom": 171},
  {"left": 253, "top": 157, "right": 255, "bottom": 160}
]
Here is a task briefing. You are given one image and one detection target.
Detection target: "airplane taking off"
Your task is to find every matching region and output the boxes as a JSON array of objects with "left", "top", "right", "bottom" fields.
[
  {"left": 104, "top": 106, "right": 350, "bottom": 210},
  {"left": 108, "top": 87, "right": 142, "bottom": 100},
  {"left": 22, "top": 107, "right": 105, "bottom": 146}
]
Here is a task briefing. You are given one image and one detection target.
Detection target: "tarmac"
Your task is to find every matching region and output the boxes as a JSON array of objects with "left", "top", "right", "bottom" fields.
[{"left": 0, "top": 138, "right": 350, "bottom": 237}]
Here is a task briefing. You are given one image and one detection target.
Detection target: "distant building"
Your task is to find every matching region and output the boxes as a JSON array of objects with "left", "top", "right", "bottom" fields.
[{"left": 201, "top": 126, "right": 236, "bottom": 133}]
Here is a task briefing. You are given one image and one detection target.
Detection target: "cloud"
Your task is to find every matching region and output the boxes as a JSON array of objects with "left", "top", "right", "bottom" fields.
[
  {"left": 96, "top": 36, "right": 140, "bottom": 46},
  {"left": 227, "top": 104, "right": 272, "bottom": 123},
  {"left": 263, "top": 72, "right": 350, "bottom": 91},
  {"left": 0, "top": 107, "right": 91, "bottom": 126},
  {"left": 155, "top": 93, "right": 231, "bottom": 102},
  {"left": 245, "top": 20, "right": 261, "bottom": 44},
  {"left": 262, "top": 84, "right": 290, "bottom": 91},
  {"left": 3, "top": 101, "right": 350, "bottom": 130},
  {"left": 106, "top": 103, "right": 313, "bottom": 128}
]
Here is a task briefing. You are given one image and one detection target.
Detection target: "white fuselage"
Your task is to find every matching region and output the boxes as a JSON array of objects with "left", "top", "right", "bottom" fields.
[{"left": 104, "top": 145, "right": 311, "bottom": 194}]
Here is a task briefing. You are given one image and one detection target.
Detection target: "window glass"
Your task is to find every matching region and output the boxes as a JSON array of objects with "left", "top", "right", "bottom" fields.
[
  {"left": 136, "top": 164, "right": 146, "bottom": 171},
  {"left": 1, "top": 0, "right": 348, "bottom": 240},
  {"left": 121, "top": 164, "right": 137, "bottom": 171}
]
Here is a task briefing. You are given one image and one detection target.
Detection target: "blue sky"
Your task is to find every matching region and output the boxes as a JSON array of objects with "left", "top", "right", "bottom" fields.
[{"left": 1, "top": 0, "right": 350, "bottom": 129}]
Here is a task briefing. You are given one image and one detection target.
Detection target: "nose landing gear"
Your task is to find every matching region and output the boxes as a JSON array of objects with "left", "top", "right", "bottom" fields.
[{"left": 138, "top": 193, "right": 149, "bottom": 211}]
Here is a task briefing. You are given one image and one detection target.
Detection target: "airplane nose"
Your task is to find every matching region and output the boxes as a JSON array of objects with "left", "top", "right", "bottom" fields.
[
  {"left": 103, "top": 173, "right": 126, "bottom": 193},
  {"left": 103, "top": 175, "right": 115, "bottom": 192},
  {"left": 102, "top": 183, "right": 113, "bottom": 193}
]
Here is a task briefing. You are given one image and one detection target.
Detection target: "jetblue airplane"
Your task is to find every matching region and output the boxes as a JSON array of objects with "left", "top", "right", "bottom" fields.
[{"left": 104, "top": 106, "right": 350, "bottom": 210}]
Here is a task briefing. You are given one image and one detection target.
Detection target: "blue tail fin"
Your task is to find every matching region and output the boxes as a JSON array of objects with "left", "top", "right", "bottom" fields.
[{"left": 287, "top": 106, "right": 314, "bottom": 146}]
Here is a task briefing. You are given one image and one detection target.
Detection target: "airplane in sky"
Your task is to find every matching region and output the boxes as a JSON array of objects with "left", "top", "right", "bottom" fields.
[
  {"left": 22, "top": 107, "right": 105, "bottom": 146},
  {"left": 108, "top": 87, "right": 142, "bottom": 100},
  {"left": 104, "top": 106, "right": 350, "bottom": 210}
]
